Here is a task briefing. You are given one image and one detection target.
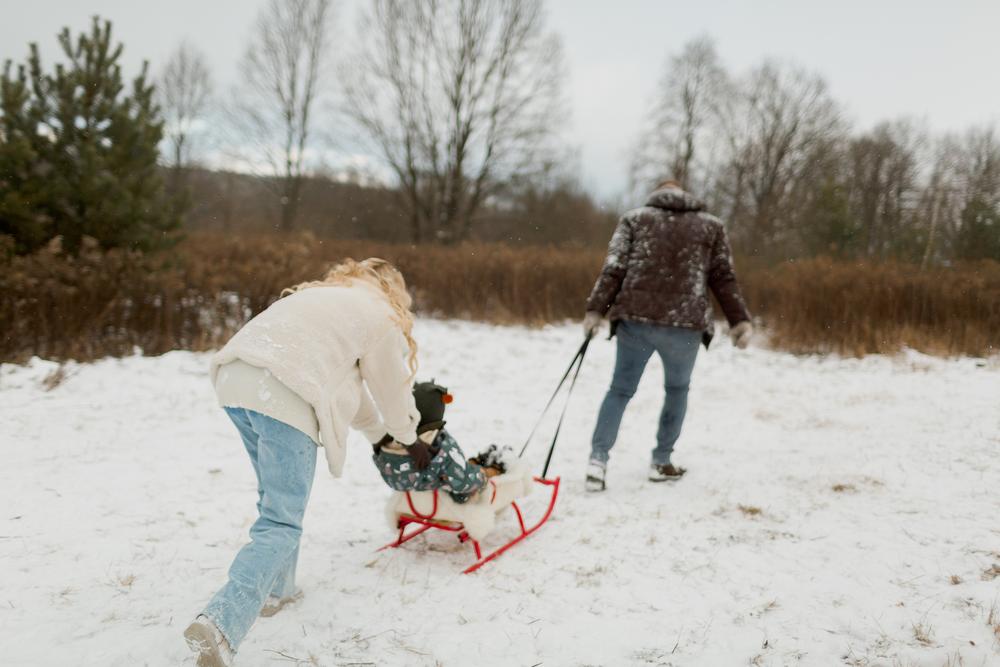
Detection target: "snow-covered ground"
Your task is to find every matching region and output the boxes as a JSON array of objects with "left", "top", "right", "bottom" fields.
[{"left": 1, "top": 320, "right": 998, "bottom": 667}]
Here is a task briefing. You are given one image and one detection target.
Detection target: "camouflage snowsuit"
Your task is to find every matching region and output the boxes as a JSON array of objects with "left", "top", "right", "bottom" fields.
[{"left": 372, "top": 429, "right": 487, "bottom": 504}]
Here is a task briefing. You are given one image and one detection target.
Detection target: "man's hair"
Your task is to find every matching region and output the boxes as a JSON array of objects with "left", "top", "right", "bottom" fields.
[{"left": 655, "top": 178, "right": 683, "bottom": 190}]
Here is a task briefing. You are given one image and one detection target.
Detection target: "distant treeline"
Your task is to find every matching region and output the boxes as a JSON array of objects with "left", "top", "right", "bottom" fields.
[
  {"left": 629, "top": 38, "right": 1000, "bottom": 265},
  {"left": 3, "top": 7, "right": 997, "bottom": 263},
  {"left": 180, "top": 167, "right": 618, "bottom": 247}
]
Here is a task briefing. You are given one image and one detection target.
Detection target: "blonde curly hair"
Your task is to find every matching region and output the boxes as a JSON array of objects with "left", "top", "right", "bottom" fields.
[{"left": 283, "top": 258, "right": 418, "bottom": 380}]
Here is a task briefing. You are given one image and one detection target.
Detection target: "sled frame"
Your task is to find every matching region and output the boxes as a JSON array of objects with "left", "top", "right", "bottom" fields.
[{"left": 379, "top": 476, "right": 560, "bottom": 574}]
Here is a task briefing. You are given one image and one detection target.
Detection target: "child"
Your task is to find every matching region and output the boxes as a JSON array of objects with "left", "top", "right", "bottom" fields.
[{"left": 372, "top": 381, "right": 503, "bottom": 503}]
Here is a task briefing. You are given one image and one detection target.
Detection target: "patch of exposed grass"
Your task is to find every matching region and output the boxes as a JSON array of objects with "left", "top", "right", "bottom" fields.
[
  {"left": 943, "top": 651, "right": 966, "bottom": 667},
  {"left": 738, "top": 504, "right": 763, "bottom": 517},
  {"left": 42, "top": 365, "right": 68, "bottom": 391},
  {"left": 750, "top": 599, "right": 780, "bottom": 618},
  {"left": 988, "top": 601, "right": 1000, "bottom": 640},
  {"left": 911, "top": 621, "right": 934, "bottom": 646}
]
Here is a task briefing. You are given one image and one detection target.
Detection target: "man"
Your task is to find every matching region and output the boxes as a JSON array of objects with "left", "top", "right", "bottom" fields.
[{"left": 583, "top": 180, "right": 752, "bottom": 492}]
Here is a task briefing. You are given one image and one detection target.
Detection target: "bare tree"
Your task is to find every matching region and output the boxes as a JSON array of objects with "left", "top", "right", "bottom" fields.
[
  {"left": 715, "top": 61, "right": 843, "bottom": 257},
  {"left": 158, "top": 40, "right": 213, "bottom": 172},
  {"left": 230, "top": 0, "right": 332, "bottom": 232},
  {"left": 342, "top": 0, "right": 565, "bottom": 243},
  {"left": 846, "top": 120, "right": 925, "bottom": 260},
  {"left": 919, "top": 138, "right": 962, "bottom": 269},
  {"left": 629, "top": 36, "right": 728, "bottom": 196},
  {"left": 951, "top": 126, "right": 1000, "bottom": 260},
  {"left": 958, "top": 126, "right": 1000, "bottom": 204}
]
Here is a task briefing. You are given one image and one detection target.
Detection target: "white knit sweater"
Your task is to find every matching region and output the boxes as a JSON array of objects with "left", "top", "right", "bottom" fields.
[
  {"left": 214, "top": 359, "right": 321, "bottom": 443},
  {"left": 210, "top": 279, "right": 420, "bottom": 477}
]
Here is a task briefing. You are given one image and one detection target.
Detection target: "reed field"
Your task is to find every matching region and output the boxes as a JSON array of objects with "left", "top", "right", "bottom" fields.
[{"left": 2, "top": 233, "right": 997, "bottom": 363}]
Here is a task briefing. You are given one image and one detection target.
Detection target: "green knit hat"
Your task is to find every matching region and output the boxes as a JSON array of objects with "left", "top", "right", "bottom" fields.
[{"left": 412, "top": 380, "right": 452, "bottom": 434}]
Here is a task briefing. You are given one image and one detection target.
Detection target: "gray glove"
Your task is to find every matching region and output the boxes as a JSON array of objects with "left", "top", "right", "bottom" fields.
[
  {"left": 583, "top": 311, "right": 602, "bottom": 338},
  {"left": 730, "top": 321, "right": 753, "bottom": 349}
]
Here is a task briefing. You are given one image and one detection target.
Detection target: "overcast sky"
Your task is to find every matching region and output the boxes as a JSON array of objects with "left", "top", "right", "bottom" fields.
[{"left": 2, "top": 0, "right": 999, "bottom": 200}]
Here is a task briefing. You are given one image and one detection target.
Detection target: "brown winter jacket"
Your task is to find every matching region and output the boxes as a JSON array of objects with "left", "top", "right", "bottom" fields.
[{"left": 585, "top": 186, "right": 751, "bottom": 347}]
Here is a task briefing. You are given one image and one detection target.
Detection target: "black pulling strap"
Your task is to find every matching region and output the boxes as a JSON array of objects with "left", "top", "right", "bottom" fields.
[{"left": 519, "top": 333, "right": 592, "bottom": 478}]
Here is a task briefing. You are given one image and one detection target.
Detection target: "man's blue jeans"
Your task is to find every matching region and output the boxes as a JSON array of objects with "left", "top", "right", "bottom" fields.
[
  {"left": 202, "top": 408, "right": 317, "bottom": 651},
  {"left": 590, "top": 321, "right": 701, "bottom": 466}
]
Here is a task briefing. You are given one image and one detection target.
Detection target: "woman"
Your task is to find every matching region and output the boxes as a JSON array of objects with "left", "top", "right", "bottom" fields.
[{"left": 184, "top": 258, "right": 429, "bottom": 667}]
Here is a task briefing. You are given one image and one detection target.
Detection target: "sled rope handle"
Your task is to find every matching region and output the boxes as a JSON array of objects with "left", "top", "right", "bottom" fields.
[{"left": 519, "top": 333, "right": 592, "bottom": 478}]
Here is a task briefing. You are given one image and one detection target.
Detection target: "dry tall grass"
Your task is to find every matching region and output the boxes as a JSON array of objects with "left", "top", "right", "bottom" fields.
[
  {"left": 743, "top": 258, "right": 1000, "bottom": 356},
  {"left": 2, "top": 232, "right": 998, "bottom": 363},
  {"left": 178, "top": 232, "right": 603, "bottom": 323}
]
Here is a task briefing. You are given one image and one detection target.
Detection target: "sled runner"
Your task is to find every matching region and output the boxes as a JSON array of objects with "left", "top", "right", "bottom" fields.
[{"left": 378, "top": 336, "right": 590, "bottom": 573}]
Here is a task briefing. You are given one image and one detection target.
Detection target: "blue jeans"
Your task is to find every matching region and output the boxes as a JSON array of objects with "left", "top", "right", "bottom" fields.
[
  {"left": 202, "top": 408, "right": 317, "bottom": 651},
  {"left": 590, "top": 321, "right": 701, "bottom": 466}
]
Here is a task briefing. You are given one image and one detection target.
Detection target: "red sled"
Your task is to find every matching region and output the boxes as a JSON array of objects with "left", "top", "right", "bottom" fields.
[
  {"left": 379, "top": 336, "right": 589, "bottom": 573},
  {"left": 379, "top": 475, "right": 560, "bottom": 574}
]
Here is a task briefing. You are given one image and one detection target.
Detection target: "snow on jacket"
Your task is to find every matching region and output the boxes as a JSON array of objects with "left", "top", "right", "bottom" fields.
[
  {"left": 210, "top": 279, "right": 420, "bottom": 477},
  {"left": 585, "top": 185, "right": 751, "bottom": 347}
]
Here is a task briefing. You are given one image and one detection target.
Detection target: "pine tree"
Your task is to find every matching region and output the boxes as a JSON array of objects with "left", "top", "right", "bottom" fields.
[
  {"left": 0, "top": 17, "right": 177, "bottom": 254},
  {"left": 955, "top": 197, "right": 1000, "bottom": 261},
  {"left": 0, "top": 61, "right": 50, "bottom": 253}
]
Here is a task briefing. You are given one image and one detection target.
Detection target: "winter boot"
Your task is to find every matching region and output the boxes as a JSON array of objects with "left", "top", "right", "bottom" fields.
[
  {"left": 183, "top": 615, "right": 234, "bottom": 667},
  {"left": 648, "top": 463, "right": 686, "bottom": 482},
  {"left": 261, "top": 589, "right": 303, "bottom": 617},
  {"left": 585, "top": 459, "right": 607, "bottom": 492}
]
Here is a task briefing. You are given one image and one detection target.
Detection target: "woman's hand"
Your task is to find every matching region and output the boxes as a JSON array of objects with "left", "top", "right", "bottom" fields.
[
  {"left": 404, "top": 440, "right": 432, "bottom": 470},
  {"left": 372, "top": 433, "right": 393, "bottom": 455}
]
